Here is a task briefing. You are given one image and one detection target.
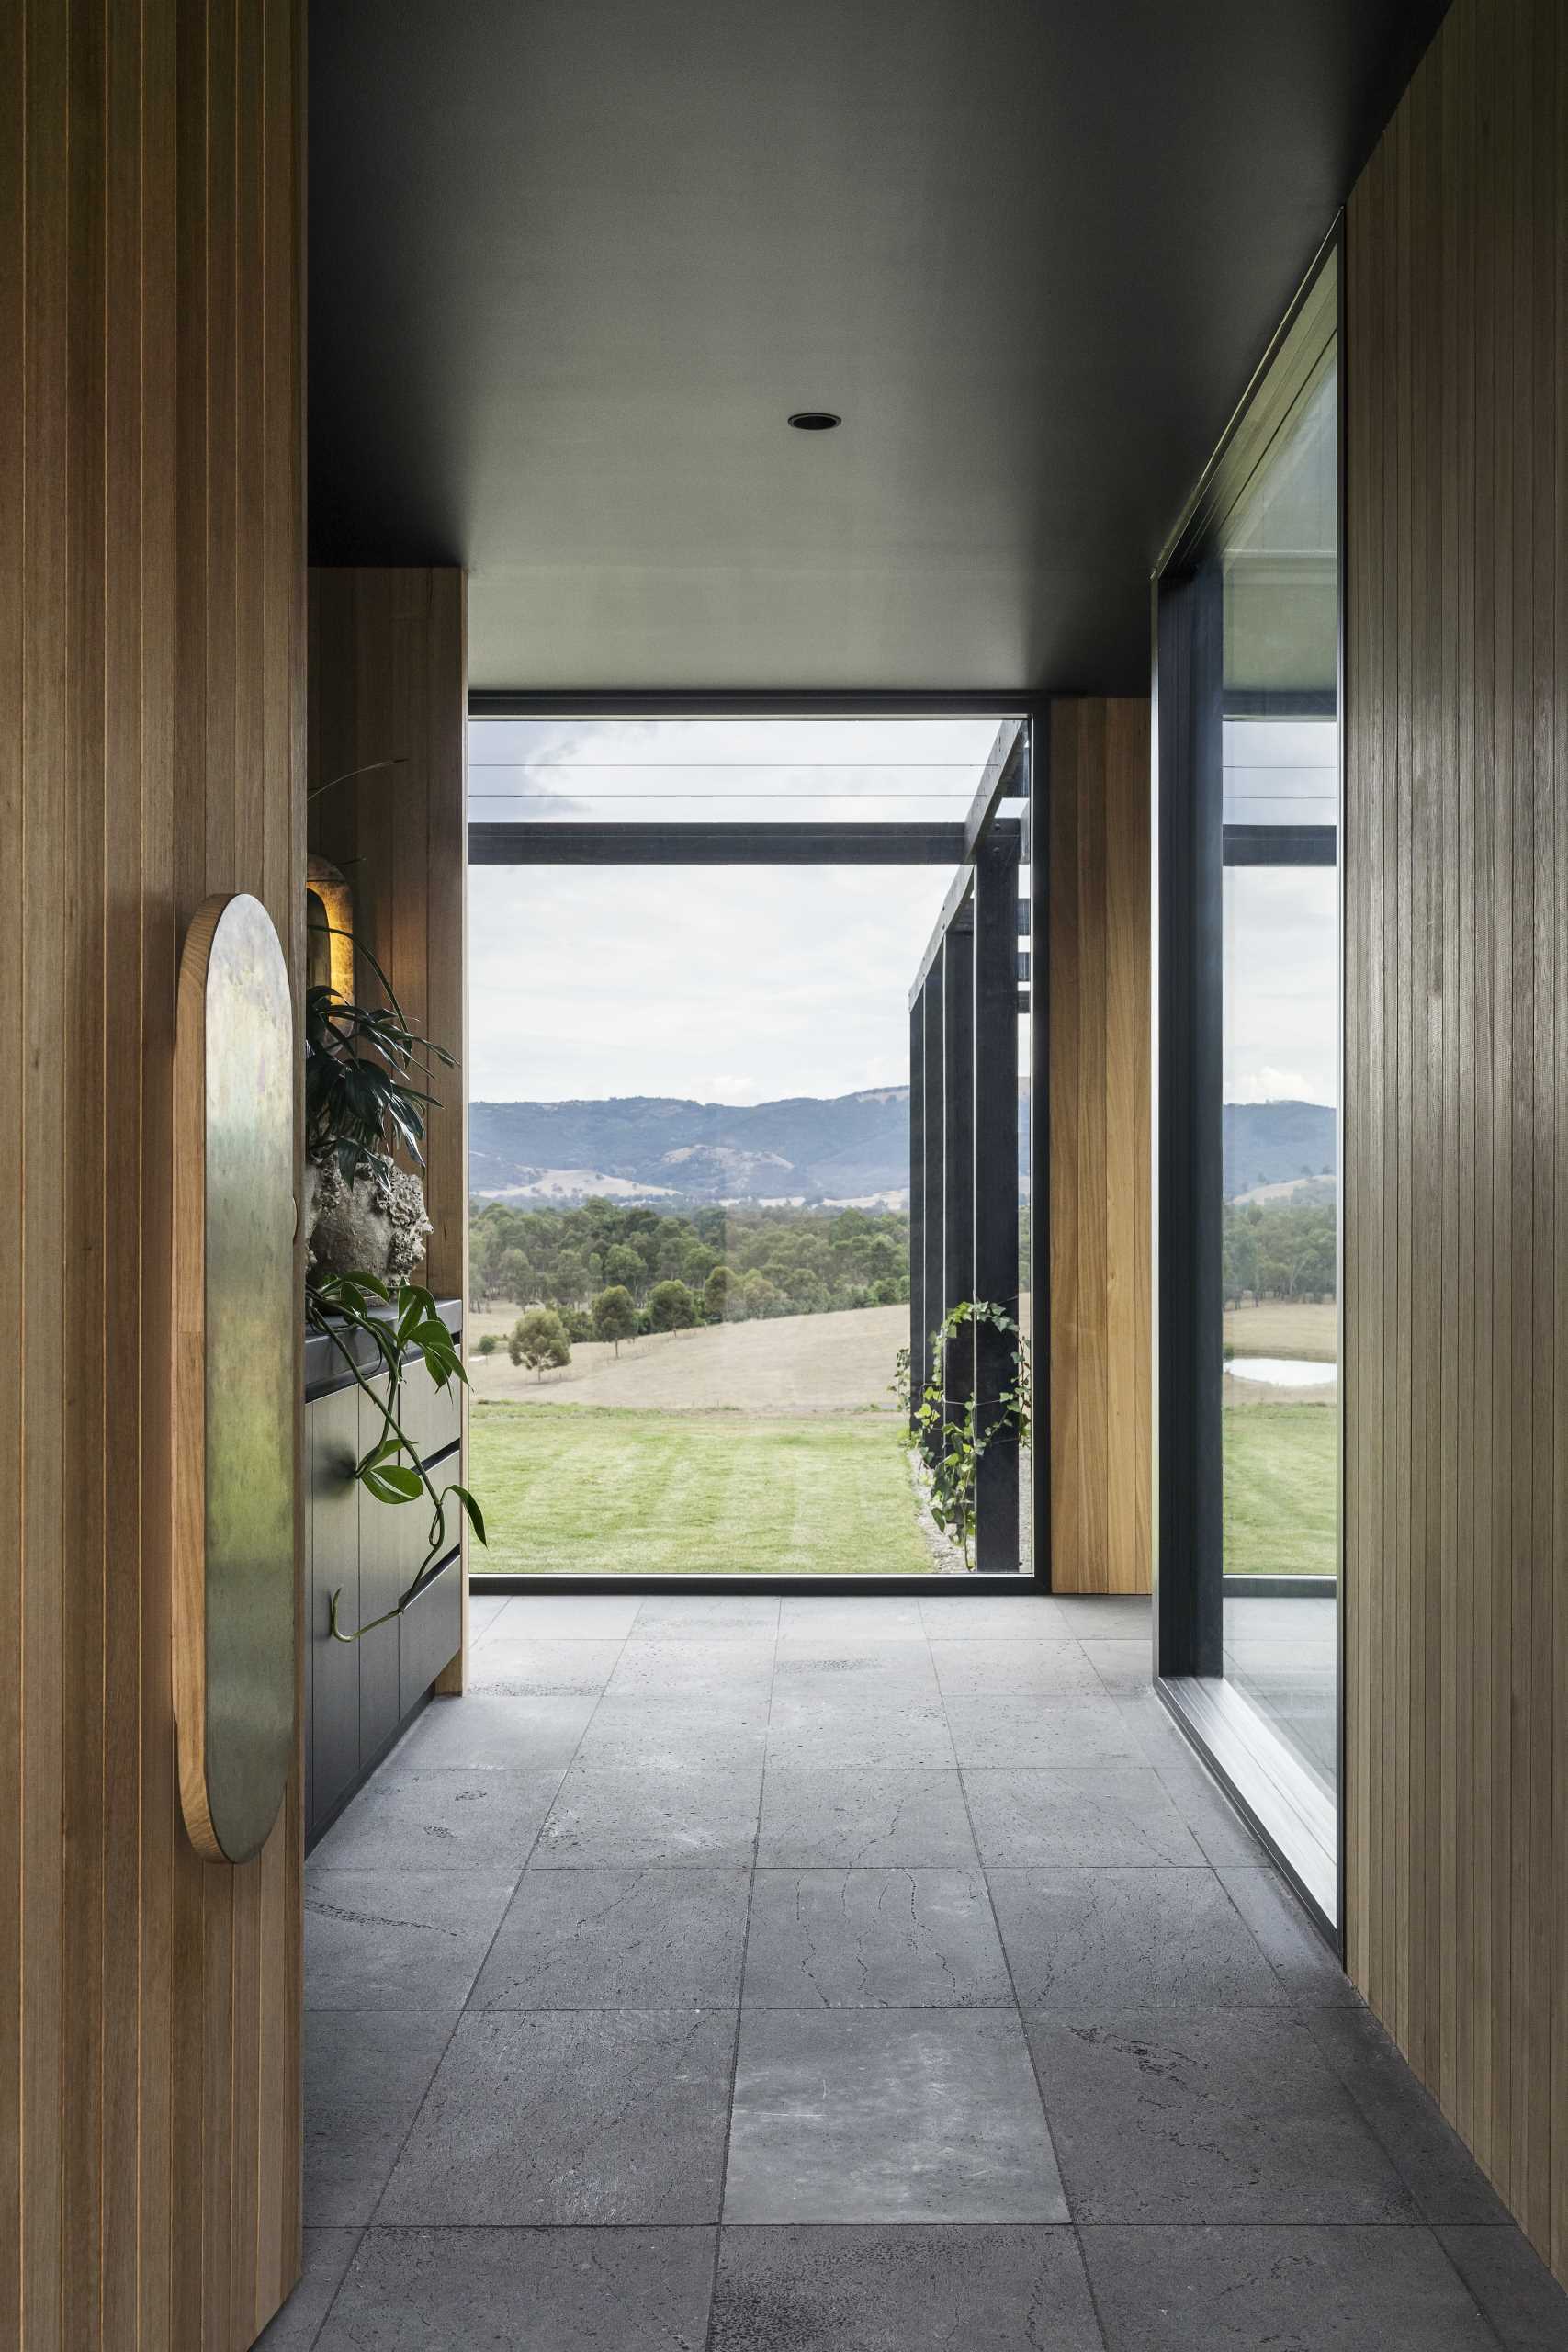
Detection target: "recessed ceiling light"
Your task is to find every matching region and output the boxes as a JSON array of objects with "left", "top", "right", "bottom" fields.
[{"left": 787, "top": 411, "right": 841, "bottom": 431}]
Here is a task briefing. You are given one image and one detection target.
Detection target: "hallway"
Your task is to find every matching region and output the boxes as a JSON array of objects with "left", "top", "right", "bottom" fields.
[{"left": 270, "top": 1593, "right": 1566, "bottom": 2347}]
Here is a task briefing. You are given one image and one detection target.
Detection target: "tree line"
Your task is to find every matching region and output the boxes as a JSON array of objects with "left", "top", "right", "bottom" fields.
[
  {"left": 1223, "top": 1195, "right": 1337, "bottom": 1306},
  {"left": 470, "top": 1196, "right": 911, "bottom": 1335}
]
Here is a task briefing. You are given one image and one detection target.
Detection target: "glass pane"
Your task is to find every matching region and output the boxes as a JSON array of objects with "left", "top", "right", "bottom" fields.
[
  {"left": 1217, "top": 330, "right": 1339, "bottom": 1803},
  {"left": 463, "top": 710, "right": 1028, "bottom": 1579},
  {"left": 468, "top": 715, "right": 1006, "bottom": 825}
]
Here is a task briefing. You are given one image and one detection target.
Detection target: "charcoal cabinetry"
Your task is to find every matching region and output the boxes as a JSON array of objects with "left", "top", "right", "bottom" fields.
[{"left": 304, "top": 1298, "right": 462, "bottom": 1845}]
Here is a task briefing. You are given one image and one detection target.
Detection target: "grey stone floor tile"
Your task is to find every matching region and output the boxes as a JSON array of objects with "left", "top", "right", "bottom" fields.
[
  {"left": 990, "top": 1869, "right": 1288, "bottom": 2007},
  {"left": 757, "top": 1767, "right": 979, "bottom": 1868},
  {"left": 467, "top": 1593, "right": 511, "bottom": 1640},
  {"left": 303, "top": 2011, "right": 456, "bottom": 2224},
  {"left": 606, "top": 1636, "right": 776, "bottom": 1699},
  {"left": 770, "top": 1658, "right": 942, "bottom": 1712},
  {"left": 1217, "top": 1866, "right": 1360, "bottom": 2006},
  {"left": 1079, "top": 2223, "right": 1498, "bottom": 2349},
  {"left": 378, "top": 2010, "right": 735, "bottom": 2224},
  {"left": 467, "top": 1636, "right": 626, "bottom": 1695},
  {"left": 535, "top": 1768, "right": 761, "bottom": 1867},
  {"left": 485, "top": 1593, "right": 643, "bottom": 1637},
  {"left": 1024, "top": 2009, "right": 1416, "bottom": 2222},
  {"left": 256, "top": 2228, "right": 362, "bottom": 2348},
  {"left": 778, "top": 1596, "right": 927, "bottom": 1637},
  {"left": 1223, "top": 1591, "right": 1337, "bottom": 1640},
  {"left": 317, "top": 2226, "right": 716, "bottom": 2352},
  {"left": 710, "top": 2223, "right": 1103, "bottom": 2351},
  {"left": 1111, "top": 1691, "right": 1204, "bottom": 1767},
  {"left": 766, "top": 1699, "right": 956, "bottom": 1769},
  {"left": 945, "top": 1696, "right": 1139, "bottom": 1770},
  {"left": 1436, "top": 2224, "right": 1568, "bottom": 2349},
  {"left": 1303, "top": 2007, "right": 1513, "bottom": 2223},
  {"left": 1052, "top": 1596, "right": 1153, "bottom": 1638},
  {"left": 307, "top": 1770, "right": 561, "bottom": 1875},
  {"left": 1081, "top": 1639, "right": 1156, "bottom": 1695},
  {"left": 743, "top": 1868, "right": 1012, "bottom": 2009},
  {"left": 930, "top": 1639, "right": 1103, "bottom": 1697},
  {"left": 1151, "top": 1761, "right": 1267, "bottom": 1864},
  {"left": 305, "top": 1871, "right": 517, "bottom": 2010},
  {"left": 917, "top": 1594, "right": 1075, "bottom": 1636},
  {"left": 635, "top": 1596, "right": 781, "bottom": 1635},
  {"left": 471, "top": 1865, "right": 750, "bottom": 2009},
  {"left": 392, "top": 1693, "right": 597, "bottom": 1770},
  {"left": 964, "top": 1767, "right": 1205, "bottom": 1869},
  {"left": 725, "top": 2007, "right": 1066, "bottom": 2224},
  {"left": 572, "top": 1697, "right": 769, "bottom": 1770}
]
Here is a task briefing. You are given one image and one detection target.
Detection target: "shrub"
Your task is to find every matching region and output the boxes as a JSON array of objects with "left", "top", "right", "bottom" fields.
[{"left": 509, "top": 1306, "right": 571, "bottom": 1380}]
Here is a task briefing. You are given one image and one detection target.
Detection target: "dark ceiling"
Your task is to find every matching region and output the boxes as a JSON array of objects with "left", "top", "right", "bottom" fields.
[{"left": 310, "top": 1, "right": 1444, "bottom": 695}]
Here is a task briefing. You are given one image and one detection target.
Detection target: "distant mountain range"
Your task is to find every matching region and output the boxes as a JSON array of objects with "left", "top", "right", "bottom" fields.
[
  {"left": 468, "top": 1090, "right": 1335, "bottom": 1207},
  {"left": 468, "top": 1088, "right": 916, "bottom": 1205},
  {"left": 1224, "top": 1101, "right": 1336, "bottom": 1199}
]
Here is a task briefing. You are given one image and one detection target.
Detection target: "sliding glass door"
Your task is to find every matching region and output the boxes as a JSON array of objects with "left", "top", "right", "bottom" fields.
[{"left": 1154, "top": 242, "right": 1342, "bottom": 1928}]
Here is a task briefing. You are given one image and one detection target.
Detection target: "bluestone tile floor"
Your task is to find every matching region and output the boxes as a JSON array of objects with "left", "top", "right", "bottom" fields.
[{"left": 264, "top": 1592, "right": 1568, "bottom": 2349}]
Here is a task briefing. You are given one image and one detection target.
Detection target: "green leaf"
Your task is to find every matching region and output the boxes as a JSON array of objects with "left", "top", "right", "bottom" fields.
[
  {"left": 361, "top": 1463, "right": 423, "bottom": 1505},
  {"left": 447, "top": 1483, "right": 487, "bottom": 1544},
  {"left": 355, "top": 1434, "right": 408, "bottom": 1477},
  {"left": 398, "top": 1281, "right": 437, "bottom": 1324}
]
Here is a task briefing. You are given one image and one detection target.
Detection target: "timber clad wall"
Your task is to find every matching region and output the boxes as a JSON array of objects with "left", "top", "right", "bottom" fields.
[
  {"left": 1344, "top": 0, "right": 1568, "bottom": 2281},
  {"left": 1049, "top": 698, "right": 1153, "bottom": 1594},
  {"left": 1, "top": 3, "right": 305, "bottom": 2346},
  {"left": 309, "top": 568, "right": 471, "bottom": 1690}
]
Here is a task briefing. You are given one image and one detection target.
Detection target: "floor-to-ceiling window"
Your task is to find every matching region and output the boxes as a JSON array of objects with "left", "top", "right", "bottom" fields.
[
  {"left": 1154, "top": 243, "right": 1341, "bottom": 1926},
  {"left": 462, "top": 710, "right": 1038, "bottom": 1584}
]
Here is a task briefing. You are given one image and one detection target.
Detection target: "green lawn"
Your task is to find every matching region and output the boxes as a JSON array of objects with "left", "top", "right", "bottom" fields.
[
  {"left": 1224, "top": 1405, "right": 1337, "bottom": 1577},
  {"left": 469, "top": 1404, "right": 933, "bottom": 1577}
]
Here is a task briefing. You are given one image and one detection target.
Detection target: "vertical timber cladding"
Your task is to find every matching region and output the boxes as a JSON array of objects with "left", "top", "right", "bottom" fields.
[
  {"left": 1047, "top": 698, "right": 1152, "bottom": 1594},
  {"left": 1, "top": 2, "right": 306, "bottom": 2346},
  {"left": 308, "top": 570, "right": 471, "bottom": 1689},
  {"left": 1344, "top": 0, "right": 1568, "bottom": 2279}
]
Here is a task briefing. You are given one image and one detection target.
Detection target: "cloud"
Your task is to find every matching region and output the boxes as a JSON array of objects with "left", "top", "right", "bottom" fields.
[
  {"left": 466, "top": 716, "right": 1002, "bottom": 1103},
  {"left": 1226, "top": 1067, "right": 1320, "bottom": 1105}
]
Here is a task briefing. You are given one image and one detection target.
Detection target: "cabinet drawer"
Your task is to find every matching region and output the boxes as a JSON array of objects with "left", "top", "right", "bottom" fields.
[
  {"left": 400, "top": 1553, "right": 462, "bottom": 1715},
  {"left": 396, "top": 1355, "right": 462, "bottom": 1464},
  {"left": 358, "top": 1376, "right": 411, "bottom": 1761},
  {"left": 308, "top": 1385, "right": 361, "bottom": 1828}
]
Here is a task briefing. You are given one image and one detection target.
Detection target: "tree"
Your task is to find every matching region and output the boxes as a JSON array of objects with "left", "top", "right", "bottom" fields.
[
  {"left": 509, "top": 1306, "right": 570, "bottom": 1381},
  {"left": 492, "top": 1248, "right": 532, "bottom": 1305},
  {"left": 592, "top": 1283, "right": 637, "bottom": 1355},
  {"left": 739, "top": 1270, "right": 777, "bottom": 1317},
  {"left": 648, "top": 1278, "right": 696, "bottom": 1335},
  {"left": 704, "top": 1263, "right": 733, "bottom": 1322},
  {"left": 603, "top": 1241, "right": 644, "bottom": 1297},
  {"left": 545, "top": 1250, "right": 592, "bottom": 1307}
]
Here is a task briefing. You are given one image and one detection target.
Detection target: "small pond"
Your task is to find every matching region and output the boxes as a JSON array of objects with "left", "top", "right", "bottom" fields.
[{"left": 1227, "top": 1355, "right": 1337, "bottom": 1388}]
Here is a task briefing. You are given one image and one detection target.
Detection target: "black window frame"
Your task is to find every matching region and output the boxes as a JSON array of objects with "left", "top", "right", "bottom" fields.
[
  {"left": 464, "top": 688, "right": 1054, "bottom": 1596},
  {"left": 1151, "top": 225, "right": 1347, "bottom": 1942}
]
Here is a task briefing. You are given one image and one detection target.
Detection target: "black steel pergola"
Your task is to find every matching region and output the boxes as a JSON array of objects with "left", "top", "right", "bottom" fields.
[
  {"left": 466, "top": 691, "right": 1047, "bottom": 1589},
  {"left": 905, "top": 722, "right": 1030, "bottom": 1573}
]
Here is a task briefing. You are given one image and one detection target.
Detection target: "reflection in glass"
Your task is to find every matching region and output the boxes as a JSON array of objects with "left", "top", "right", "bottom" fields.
[{"left": 1213, "top": 318, "right": 1339, "bottom": 1800}]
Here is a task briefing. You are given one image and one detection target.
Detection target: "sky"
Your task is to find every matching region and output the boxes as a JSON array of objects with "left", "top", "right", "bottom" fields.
[
  {"left": 466, "top": 716, "right": 1337, "bottom": 1110},
  {"left": 468, "top": 718, "right": 998, "bottom": 1104},
  {"left": 1223, "top": 865, "right": 1338, "bottom": 1106}
]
